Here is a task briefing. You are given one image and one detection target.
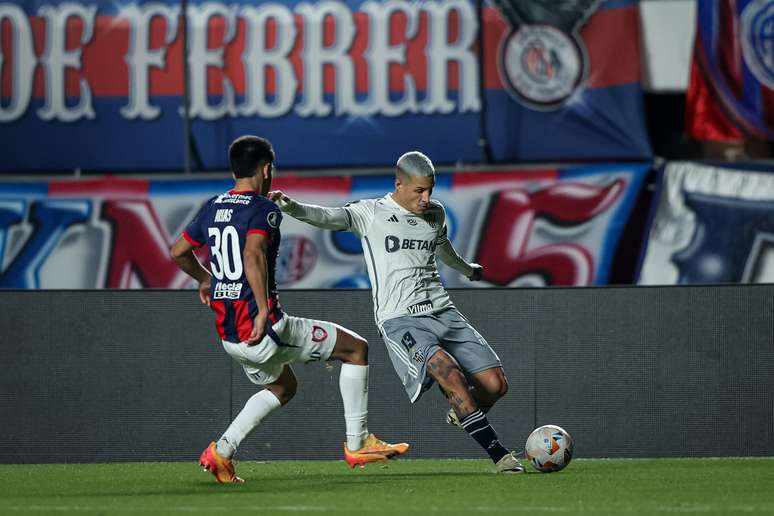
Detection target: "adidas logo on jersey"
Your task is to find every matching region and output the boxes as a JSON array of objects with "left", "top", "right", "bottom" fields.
[{"left": 387, "top": 215, "right": 399, "bottom": 223}]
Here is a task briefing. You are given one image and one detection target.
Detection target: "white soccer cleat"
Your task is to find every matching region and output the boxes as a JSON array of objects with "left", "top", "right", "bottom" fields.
[{"left": 495, "top": 452, "right": 526, "bottom": 474}]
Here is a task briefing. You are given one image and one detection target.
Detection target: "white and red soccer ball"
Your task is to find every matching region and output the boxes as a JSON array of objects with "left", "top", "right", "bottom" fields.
[{"left": 525, "top": 424, "right": 574, "bottom": 473}]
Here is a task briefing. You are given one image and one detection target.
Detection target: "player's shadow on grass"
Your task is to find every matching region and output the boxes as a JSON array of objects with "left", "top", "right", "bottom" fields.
[{"left": 51, "top": 471, "right": 495, "bottom": 499}]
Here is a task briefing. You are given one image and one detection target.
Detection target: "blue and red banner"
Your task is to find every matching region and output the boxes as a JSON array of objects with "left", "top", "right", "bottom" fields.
[
  {"left": 638, "top": 161, "right": 774, "bottom": 284},
  {"left": 0, "top": 163, "right": 648, "bottom": 288},
  {"left": 1, "top": 0, "right": 650, "bottom": 171},
  {"left": 687, "top": 0, "right": 774, "bottom": 141}
]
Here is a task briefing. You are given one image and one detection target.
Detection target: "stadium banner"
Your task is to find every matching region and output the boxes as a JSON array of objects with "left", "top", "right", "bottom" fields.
[
  {"left": 0, "top": 0, "right": 649, "bottom": 171},
  {"left": 637, "top": 161, "right": 774, "bottom": 285},
  {"left": 0, "top": 163, "right": 649, "bottom": 288},
  {"left": 686, "top": 0, "right": 774, "bottom": 141}
]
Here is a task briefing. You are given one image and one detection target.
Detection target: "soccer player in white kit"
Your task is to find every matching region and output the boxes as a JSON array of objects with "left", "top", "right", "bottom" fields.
[{"left": 269, "top": 151, "right": 524, "bottom": 473}]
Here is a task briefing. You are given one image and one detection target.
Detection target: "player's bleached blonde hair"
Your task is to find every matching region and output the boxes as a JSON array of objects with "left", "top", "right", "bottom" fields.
[{"left": 396, "top": 151, "right": 435, "bottom": 178}]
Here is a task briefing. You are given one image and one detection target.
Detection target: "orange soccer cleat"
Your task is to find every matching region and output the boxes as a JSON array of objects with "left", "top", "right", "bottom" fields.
[
  {"left": 343, "top": 433, "right": 410, "bottom": 469},
  {"left": 199, "top": 442, "right": 244, "bottom": 483}
]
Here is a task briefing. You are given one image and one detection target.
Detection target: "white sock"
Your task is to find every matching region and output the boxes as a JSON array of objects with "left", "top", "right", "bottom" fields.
[
  {"left": 216, "top": 389, "right": 281, "bottom": 459},
  {"left": 340, "top": 363, "right": 369, "bottom": 451}
]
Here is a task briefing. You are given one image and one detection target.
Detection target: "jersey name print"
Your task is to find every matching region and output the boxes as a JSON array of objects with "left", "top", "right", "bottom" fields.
[
  {"left": 344, "top": 193, "right": 454, "bottom": 324},
  {"left": 183, "top": 190, "right": 283, "bottom": 343}
]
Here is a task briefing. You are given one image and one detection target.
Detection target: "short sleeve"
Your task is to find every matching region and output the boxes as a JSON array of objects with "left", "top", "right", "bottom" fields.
[
  {"left": 247, "top": 204, "right": 282, "bottom": 237},
  {"left": 342, "top": 199, "right": 376, "bottom": 237},
  {"left": 183, "top": 199, "right": 212, "bottom": 247}
]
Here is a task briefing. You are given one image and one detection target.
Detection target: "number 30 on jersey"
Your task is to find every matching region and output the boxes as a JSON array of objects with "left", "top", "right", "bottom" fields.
[{"left": 208, "top": 226, "right": 243, "bottom": 281}]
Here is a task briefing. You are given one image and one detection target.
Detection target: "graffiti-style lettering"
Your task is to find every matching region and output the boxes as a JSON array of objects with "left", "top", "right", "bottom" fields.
[
  {"left": 673, "top": 193, "right": 774, "bottom": 283},
  {"left": 0, "top": 200, "right": 91, "bottom": 287},
  {"left": 475, "top": 181, "right": 623, "bottom": 286},
  {"left": 0, "top": 201, "right": 26, "bottom": 269},
  {"left": 102, "top": 199, "right": 191, "bottom": 288}
]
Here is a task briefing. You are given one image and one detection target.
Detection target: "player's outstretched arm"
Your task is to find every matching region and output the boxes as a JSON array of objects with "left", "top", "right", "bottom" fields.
[
  {"left": 268, "top": 190, "right": 350, "bottom": 231},
  {"left": 436, "top": 238, "right": 483, "bottom": 281},
  {"left": 170, "top": 236, "right": 213, "bottom": 305}
]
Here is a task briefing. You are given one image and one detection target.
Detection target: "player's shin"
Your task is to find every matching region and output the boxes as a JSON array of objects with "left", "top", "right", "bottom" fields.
[
  {"left": 339, "top": 363, "right": 369, "bottom": 451},
  {"left": 459, "top": 409, "right": 510, "bottom": 464},
  {"left": 217, "top": 389, "right": 281, "bottom": 459}
]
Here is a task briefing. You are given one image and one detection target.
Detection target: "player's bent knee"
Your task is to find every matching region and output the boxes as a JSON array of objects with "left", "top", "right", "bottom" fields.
[
  {"left": 474, "top": 368, "right": 509, "bottom": 400},
  {"left": 268, "top": 383, "right": 296, "bottom": 406},
  {"left": 267, "top": 374, "right": 298, "bottom": 406},
  {"left": 494, "top": 377, "right": 509, "bottom": 399},
  {"left": 331, "top": 328, "right": 368, "bottom": 365},
  {"left": 488, "top": 371, "right": 509, "bottom": 399},
  {"left": 348, "top": 334, "right": 368, "bottom": 364}
]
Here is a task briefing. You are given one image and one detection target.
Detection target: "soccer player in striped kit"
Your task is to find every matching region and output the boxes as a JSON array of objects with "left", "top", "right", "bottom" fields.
[
  {"left": 170, "top": 135, "right": 408, "bottom": 483},
  {"left": 270, "top": 151, "right": 524, "bottom": 473}
]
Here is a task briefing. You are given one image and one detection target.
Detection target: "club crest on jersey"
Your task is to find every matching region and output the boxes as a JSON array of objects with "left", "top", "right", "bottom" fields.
[
  {"left": 424, "top": 213, "right": 437, "bottom": 228},
  {"left": 311, "top": 325, "right": 328, "bottom": 342},
  {"left": 412, "top": 349, "right": 426, "bottom": 363},
  {"left": 267, "top": 211, "right": 280, "bottom": 228},
  {"left": 213, "top": 282, "right": 243, "bottom": 300}
]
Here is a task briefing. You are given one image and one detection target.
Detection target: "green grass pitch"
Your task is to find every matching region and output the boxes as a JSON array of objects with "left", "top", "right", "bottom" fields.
[{"left": 1, "top": 458, "right": 773, "bottom": 515}]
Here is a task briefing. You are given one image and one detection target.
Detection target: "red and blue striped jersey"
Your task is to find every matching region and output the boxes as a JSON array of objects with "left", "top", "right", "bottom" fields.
[{"left": 183, "top": 189, "right": 283, "bottom": 343}]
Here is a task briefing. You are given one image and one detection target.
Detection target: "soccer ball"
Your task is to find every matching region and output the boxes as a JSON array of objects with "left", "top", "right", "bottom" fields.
[{"left": 525, "top": 424, "right": 574, "bottom": 473}]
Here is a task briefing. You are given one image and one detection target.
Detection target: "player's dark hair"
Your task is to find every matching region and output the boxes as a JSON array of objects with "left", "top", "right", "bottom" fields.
[{"left": 229, "top": 135, "right": 275, "bottom": 178}]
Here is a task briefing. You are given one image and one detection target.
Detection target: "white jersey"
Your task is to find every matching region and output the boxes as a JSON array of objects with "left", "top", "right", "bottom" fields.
[
  {"left": 281, "top": 192, "right": 473, "bottom": 325},
  {"left": 344, "top": 194, "right": 453, "bottom": 324}
]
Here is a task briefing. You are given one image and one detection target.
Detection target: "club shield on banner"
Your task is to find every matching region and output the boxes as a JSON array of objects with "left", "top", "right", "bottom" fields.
[
  {"left": 638, "top": 161, "right": 774, "bottom": 285},
  {"left": 688, "top": 0, "right": 774, "bottom": 140},
  {"left": 0, "top": 0, "right": 649, "bottom": 171},
  {"left": 0, "top": 164, "right": 648, "bottom": 289}
]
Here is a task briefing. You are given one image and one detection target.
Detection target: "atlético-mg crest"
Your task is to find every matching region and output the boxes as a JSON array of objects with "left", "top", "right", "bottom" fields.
[{"left": 493, "top": 0, "right": 602, "bottom": 110}]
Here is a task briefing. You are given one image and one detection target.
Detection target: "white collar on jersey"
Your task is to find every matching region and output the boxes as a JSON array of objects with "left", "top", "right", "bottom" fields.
[{"left": 385, "top": 192, "right": 413, "bottom": 214}]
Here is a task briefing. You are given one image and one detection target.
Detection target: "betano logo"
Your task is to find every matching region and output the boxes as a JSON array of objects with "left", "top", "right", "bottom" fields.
[{"left": 384, "top": 235, "right": 436, "bottom": 253}]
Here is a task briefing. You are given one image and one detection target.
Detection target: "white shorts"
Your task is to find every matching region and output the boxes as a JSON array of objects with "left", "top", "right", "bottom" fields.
[{"left": 221, "top": 314, "right": 339, "bottom": 385}]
